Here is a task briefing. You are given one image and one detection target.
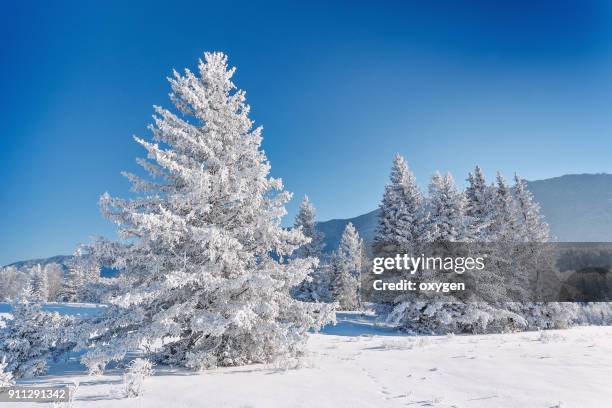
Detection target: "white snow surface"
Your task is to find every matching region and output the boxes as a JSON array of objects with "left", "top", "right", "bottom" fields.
[{"left": 4, "top": 311, "right": 612, "bottom": 407}]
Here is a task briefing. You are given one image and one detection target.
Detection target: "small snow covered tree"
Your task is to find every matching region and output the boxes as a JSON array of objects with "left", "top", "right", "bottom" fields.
[
  {"left": 31, "top": 265, "right": 49, "bottom": 302},
  {"left": 49, "top": 381, "right": 79, "bottom": 408},
  {"left": 331, "top": 223, "right": 363, "bottom": 310},
  {"left": 465, "top": 166, "right": 487, "bottom": 217},
  {"left": 465, "top": 165, "right": 493, "bottom": 240},
  {"left": 44, "top": 263, "right": 64, "bottom": 302},
  {"left": 489, "top": 173, "right": 520, "bottom": 242},
  {"left": 0, "top": 266, "right": 29, "bottom": 301},
  {"left": 58, "top": 254, "right": 86, "bottom": 302},
  {"left": 375, "top": 154, "right": 424, "bottom": 250},
  {"left": 122, "top": 358, "right": 155, "bottom": 398},
  {"left": 511, "top": 174, "right": 550, "bottom": 296},
  {"left": 0, "top": 357, "right": 14, "bottom": 387},
  {"left": 78, "top": 52, "right": 334, "bottom": 373},
  {"left": 292, "top": 196, "right": 329, "bottom": 302},
  {"left": 293, "top": 196, "right": 325, "bottom": 258},
  {"left": 58, "top": 263, "right": 83, "bottom": 303},
  {"left": 423, "top": 172, "right": 467, "bottom": 242},
  {"left": 513, "top": 174, "right": 549, "bottom": 242},
  {"left": 0, "top": 288, "right": 73, "bottom": 378},
  {"left": 59, "top": 248, "right": 102, "bottom": 302}
]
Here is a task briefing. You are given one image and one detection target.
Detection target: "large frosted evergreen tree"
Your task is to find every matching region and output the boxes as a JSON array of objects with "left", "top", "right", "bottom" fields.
[
  {"left": 78, "top": 52, "right": 334, "bottom": 373},
  {"left": 375, "top": 154, "right": 423, "bottom": 249},
  {"left": 331, "top": 223, "right": 363, "bottom": 310}
]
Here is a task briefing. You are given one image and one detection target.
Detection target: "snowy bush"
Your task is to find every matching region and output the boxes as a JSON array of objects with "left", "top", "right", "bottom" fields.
[
  {"left": 78, "top": 52, "right": 335, "bottom": 373},
  {"left": 389, "top": 299, "right": 609, "bottom": 334},
  {"left": 0, "top": 356, "right": 15, "bottom": 387},
  {"left": 0, "top": 290, "right": 74, "bottom": 378},
  {"left": 387, "top": 300, "right": 528, "bottom": 334},
  {"left": 48, "top": 381, "right": 79, "bottom": 408},
  {"left": 537, "top": 330, "right": 566, "bottom": 343},
  {"left": 122, "top": 359, "right": 154, "bottom": 398},
  {"left": 378, "top": 339, "right": 419, "bottom": 351},
  {"left": 520, "top": 302, "right": 578, "bottom": 330},
  {"left": 574, "top": 302, "right": 612, "bottom": 325}
]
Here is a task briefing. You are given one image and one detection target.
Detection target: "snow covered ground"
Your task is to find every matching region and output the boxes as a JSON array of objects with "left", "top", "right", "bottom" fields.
[{"left": 3, "top": 310, "right": 612, "bottom": 407}]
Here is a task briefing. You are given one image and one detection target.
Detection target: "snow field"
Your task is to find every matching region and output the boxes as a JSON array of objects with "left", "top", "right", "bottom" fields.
[{"left": 4, "top": 313, "right": 611, "bottom": 408}]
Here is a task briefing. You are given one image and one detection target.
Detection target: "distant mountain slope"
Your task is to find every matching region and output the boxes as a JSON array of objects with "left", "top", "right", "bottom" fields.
[
  {"left": 6, "top": 255, "right": 117, "bottom": 278},
  {"left": 317, "top": 209, "right": 380, "bottom": 253},
  {"left": 8, "top": 255, "right": 73, "bottom": 272},
  {"left": 318, "top": 174, "right": 612, "bottom": 252},
  {"left": 527, "top": 174, "right": 612, "bottom": 242}
]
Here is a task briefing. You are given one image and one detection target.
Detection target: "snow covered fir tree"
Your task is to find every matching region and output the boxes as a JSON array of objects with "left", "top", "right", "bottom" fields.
[
  {"left": 423, "top": 171, "right": 467, "bottom": 242},
  {"left": 72, "top": 52, "right": 334, "bottom": 373},
  {"left": 31, "top": 265, "right": 49, "bottom": 302},
  {"left": 513, "top": 174, "right": 550, "bottom": 242},
  {"left": 330, "top": 223, "right": 364, "bottom": 310},
  {"left": 375, "top": 154, "right": 424, "bottom": 251},
  {"left": 291, "top": 196, "right": 330, "bottom": 302},
  {"left": 293, "top": 196, "right": 326, "bottom": 259}
]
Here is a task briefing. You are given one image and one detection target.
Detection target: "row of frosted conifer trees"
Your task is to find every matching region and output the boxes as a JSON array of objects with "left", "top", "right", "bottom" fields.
[{"left": 292, "top": 154, "right": 585, "bottom": 334}]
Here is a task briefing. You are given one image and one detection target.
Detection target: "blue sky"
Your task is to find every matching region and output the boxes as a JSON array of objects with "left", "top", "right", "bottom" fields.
[{"left": 2, "top": 0, "right": 612, "bottom": 264}]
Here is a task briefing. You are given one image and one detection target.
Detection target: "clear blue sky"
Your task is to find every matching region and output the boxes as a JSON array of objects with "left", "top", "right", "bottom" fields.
[{"left": 2, "top": 0, "right": 612, "bottom": 264}]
